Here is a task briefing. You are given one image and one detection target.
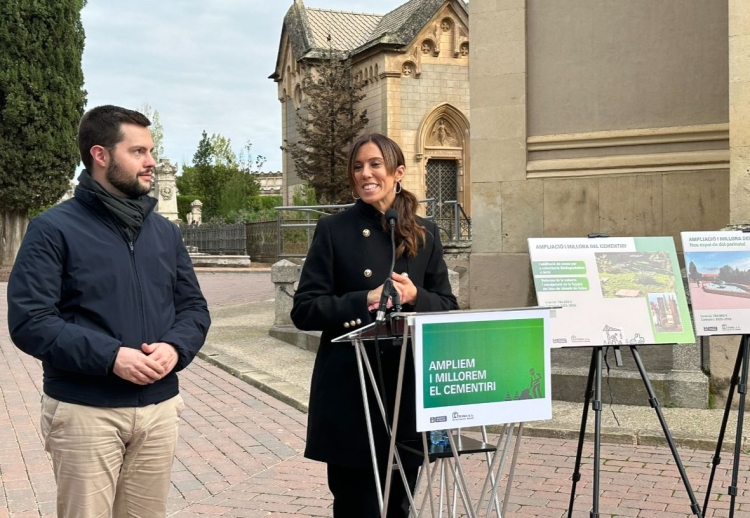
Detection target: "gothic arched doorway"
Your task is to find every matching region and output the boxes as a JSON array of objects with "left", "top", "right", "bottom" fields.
[{"left": 417, "top": 103, "right": 470, "bottom": 240}]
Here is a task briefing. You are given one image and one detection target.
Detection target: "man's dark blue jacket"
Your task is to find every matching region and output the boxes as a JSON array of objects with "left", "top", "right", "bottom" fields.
[{"left": 7, "top": 186, "right": 211, "bottom": 407}]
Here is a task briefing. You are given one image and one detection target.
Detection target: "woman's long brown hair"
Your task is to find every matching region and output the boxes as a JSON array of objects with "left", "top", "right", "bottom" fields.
[{"left": 347, "top": 133, "right": 426, "bottom": 258}]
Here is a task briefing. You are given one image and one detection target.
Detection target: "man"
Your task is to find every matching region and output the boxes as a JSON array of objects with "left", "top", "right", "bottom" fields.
[{"left": 7, "top": 105, "right": 211, "bottom": 517}]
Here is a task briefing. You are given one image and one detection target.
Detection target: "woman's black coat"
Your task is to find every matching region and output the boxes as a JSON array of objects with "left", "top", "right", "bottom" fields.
[{"left": 291, "top": 200, "right": 458, "bottom": 468}]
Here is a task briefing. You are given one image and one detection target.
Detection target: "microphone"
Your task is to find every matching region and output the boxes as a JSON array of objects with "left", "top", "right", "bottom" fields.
[
  {"left": 385, "top": 208, "right": 398, "bottom": 228},
  {"left": 376, "top": 209, "right": 400, "bottom": 323}
]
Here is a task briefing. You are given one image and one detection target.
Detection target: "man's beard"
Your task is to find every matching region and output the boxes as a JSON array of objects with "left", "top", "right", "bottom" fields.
[{"left": 106, "top": 159, "right": 151, "bottom": 199}]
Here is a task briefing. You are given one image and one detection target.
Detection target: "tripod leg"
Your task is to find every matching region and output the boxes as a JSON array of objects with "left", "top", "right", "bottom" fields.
[
  {"left": 353, "top": 338, "right": 384, "bottom": 512},
  {"left": 591, "top": 346, "right": 603, "bottom": 518},
  {"left": 568, "top": 348, "right": 597, "bottom": 518},
  {"left": 629, "top": 345, "right": 702, "bottom": 518},
  {"left": 502, "top": 423, "right": 525, "bottom": 518},
  {"left": 728, "top": 335, "right": 750, "bottom": 518},
  {"left": 703, "top": 335, "right": 744, "bottom": 516}
]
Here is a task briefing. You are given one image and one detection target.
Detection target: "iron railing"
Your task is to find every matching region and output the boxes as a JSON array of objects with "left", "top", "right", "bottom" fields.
[
  {"left": 179, "top": 223, "right": 247, "bottom": 255},
  {"left": 245, "top": 221, "right": 278, "bottom": 263},
  {"left": 180, "top": 199, "right": 470, "bottom": 261},
  {"left": 274, "top": 198, "right": 469, "bottom": 259},
  {"left": 439, "top": 200, "right": 472, "bottom": 241},
  {"left": 275, "top": 204, "right": 353, "bottom": 258}
]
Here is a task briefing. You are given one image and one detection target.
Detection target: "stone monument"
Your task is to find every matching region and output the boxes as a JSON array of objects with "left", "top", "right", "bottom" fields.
[
  {"left": 150, "top": 158, "right": 179, "bottom": 222},
  {"left": 188, "top": 200, "right": 203, "bottom": 226}
]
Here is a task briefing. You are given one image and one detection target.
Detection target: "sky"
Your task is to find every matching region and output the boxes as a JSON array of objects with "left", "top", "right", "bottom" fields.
[
  {"left": 80, "top": 0, "right": 406, "bottom": 175},
  {"left": 685, "top": 252, "right": 750, "bottom": 274}
]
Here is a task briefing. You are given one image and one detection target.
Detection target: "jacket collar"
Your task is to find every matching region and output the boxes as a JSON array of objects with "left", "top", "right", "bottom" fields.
[
  {"left": 353, "top": 199, "right": 386, "bottom": 226},
  {"left": 74, "top": 177, "right": 157, "bottom": 218},
  {"left": 73, "top": 175, "right": 158, "bottom": 241}
]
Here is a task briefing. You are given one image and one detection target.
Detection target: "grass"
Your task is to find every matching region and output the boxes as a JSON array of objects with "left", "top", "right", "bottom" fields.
[{"left": 599, "top": 271, "right": 675, "bottom": 298}]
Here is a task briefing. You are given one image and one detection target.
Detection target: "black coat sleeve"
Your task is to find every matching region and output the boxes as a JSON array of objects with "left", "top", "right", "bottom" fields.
[
  {"left": 413, "top": 223, "right": 459, "bottom": 313},
  {"left": 7, "top": 218, "right": 122, "bottom": 375},
  {"left": 160, "top": 224, "right": 211, "bottom": 371},
  {"left": 291, "top": 218, "right": 373, "bottom": 333}
]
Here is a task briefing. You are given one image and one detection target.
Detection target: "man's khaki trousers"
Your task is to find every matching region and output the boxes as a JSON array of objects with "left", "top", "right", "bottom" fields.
[{"left": 40, "top": 394, "right": 184, "bottom": 518}]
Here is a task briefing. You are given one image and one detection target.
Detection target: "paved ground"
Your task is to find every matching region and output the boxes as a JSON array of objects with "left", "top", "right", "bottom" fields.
[
  {"left": 1, "top": 271, "right": 750, "bottom": 517},
  {"left": 688, "top": 281, "right": 750, "bottom": 310}
]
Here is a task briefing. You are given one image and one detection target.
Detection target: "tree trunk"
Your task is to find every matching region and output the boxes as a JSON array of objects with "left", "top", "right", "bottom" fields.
[{"left": 0, "top": 210, "right": 29, "bottom": 267}]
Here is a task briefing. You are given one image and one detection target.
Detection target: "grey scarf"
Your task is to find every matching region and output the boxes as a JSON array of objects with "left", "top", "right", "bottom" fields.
[{"left": 77, "top": 170, "right": 153, "bottom": 241}]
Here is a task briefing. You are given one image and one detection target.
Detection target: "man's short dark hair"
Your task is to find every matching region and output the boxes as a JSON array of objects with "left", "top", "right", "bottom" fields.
[{"left": 78, "top": 105, "right": 151, "bottom": 171}]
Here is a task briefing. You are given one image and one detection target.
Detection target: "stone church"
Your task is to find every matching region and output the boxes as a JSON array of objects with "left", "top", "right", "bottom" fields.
[{"left": 271, "top": 0, "right": 470, "bottom": 218}]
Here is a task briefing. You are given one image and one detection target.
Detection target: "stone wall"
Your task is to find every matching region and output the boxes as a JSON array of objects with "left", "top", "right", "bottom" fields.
[{"left": 470, "top": 0, "right": 733, "bottom": 408}]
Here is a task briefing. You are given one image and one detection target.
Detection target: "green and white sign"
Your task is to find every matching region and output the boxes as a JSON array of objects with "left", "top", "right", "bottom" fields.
[
  {"left": 413, "top": 309, "right": 552, "bottom": 432},
  {"left": 682, "top": 231, "right": 750, "bottom": 336},
  {"left": 528, "top": 237, "right": 694, "bottom": 347}
]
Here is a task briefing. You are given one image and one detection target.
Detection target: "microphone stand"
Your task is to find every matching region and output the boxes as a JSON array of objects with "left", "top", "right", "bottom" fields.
[
  {"left": 373, "top": 212, "right": 399, "bottom": 447},
  {"left": 376, "top": 247, "right": 399, "bottom": 322},
  {"left": 386, "top": 229, "right": 402, "bottom": 337}
]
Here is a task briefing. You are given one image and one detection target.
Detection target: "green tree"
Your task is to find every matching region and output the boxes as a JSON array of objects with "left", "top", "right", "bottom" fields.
[
  {"left": 293, "top": 183, "right": 317, "bottom": 206},
  {"left": 287, "top": 43, "right": 368, "bottom": 205},
  {"left": 136, "top": 102, "right": 164, "bottom": 161},
  {"left": 688, "top": 261, "right": 699, "bottom": 283},
  {"left": 208, "top": 134, "right": 236, "bottom": 166},
  {"left": 0, "top": 0, "right": 87, "bottom": 266},
  {"left": 176, "top": 131, "right": 262, "bottom": 221},
  {"left": 193, "top": 130, "right": 213, "bottom": 166},
  {"left": 176, "top": 131, "right": 209, "bottom": 196}
]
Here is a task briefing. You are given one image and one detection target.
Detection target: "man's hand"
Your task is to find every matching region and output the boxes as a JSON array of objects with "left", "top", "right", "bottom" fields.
[
  {"left": 141, "top": 342, "right": 179, "bottom": 376},
  {"left": 113, "top": 347, "right": 165, "bottom": 385}
]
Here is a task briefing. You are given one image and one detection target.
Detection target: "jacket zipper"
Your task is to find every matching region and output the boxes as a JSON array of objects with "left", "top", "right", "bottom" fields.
[
  {"left": 78, "top": 194, "right": 158, "bottom": 406},
  {"left": 129, "top": 239, "right": 148, "bottom": 406}
]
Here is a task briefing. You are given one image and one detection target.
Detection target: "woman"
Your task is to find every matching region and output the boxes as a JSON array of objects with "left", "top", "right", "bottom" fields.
[{"left": 291, "top": 133, "right": 458, "bottom": 517}]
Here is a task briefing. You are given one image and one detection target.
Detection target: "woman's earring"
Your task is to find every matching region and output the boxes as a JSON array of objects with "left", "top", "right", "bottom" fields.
[
  {"left": 395, "top": 181, "right": 402, "bottom": 194},
  {"left": 352, "top": 190, "right": 361, "bottom": 200}
]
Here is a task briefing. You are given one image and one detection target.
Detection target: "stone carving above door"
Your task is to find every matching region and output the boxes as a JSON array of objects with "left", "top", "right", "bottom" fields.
[{"left": 427, "top": 118, "right": 460, "bottom": 147}]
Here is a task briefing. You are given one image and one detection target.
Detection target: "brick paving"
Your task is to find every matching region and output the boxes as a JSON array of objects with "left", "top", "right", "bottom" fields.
[
  {"left": 0, "top": 272, "right": 749, "bottom": 517},
  {"left": 193, "top": 270, "right": 275, "bottom": 309}
]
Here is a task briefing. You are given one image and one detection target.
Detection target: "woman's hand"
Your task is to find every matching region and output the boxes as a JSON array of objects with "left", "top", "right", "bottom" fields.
[
  {"left": 367, "top": 281, "right": 405, "bottom": 311},
  {"left": 392, "top": 272, "right": 418, "bottom": 306}
]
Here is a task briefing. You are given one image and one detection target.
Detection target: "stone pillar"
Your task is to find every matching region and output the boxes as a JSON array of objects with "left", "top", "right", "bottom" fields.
[
  {"left": 151, "top": 159, "right": 179, "bottom": 222},
  {"left": 720, "top": 1, "right": 750, "bottom": 407},
  {"left": 443, "top": 242, "right": 471, "bottom": 309},
  {"left": 447, "top": 269, "right": 460, "bottom": 306},
  {"left": 271, "top": 259, "right": 300, "bottom": 326},
  {"left": 469, "top": 0, "right": 532, "bottom": 309},
  {"left": 729, "top": 0, "right": 750, "bottom": 223}
]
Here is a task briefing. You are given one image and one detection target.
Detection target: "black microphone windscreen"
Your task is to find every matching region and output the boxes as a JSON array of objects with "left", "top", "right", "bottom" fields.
[{"left": 385, "top": 209, "right": 399, "bottom": 226}]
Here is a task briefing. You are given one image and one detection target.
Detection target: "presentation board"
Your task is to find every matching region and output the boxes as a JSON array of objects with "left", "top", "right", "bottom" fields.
[
  {"left": 412, "top": 309, "right": 552, "bottom": 432},
  {"left": 528, "top": 237, "right": 694, "bottom": 347},
  {"left": 682, "top": 231, "right": 750, "bottom": 336}
]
